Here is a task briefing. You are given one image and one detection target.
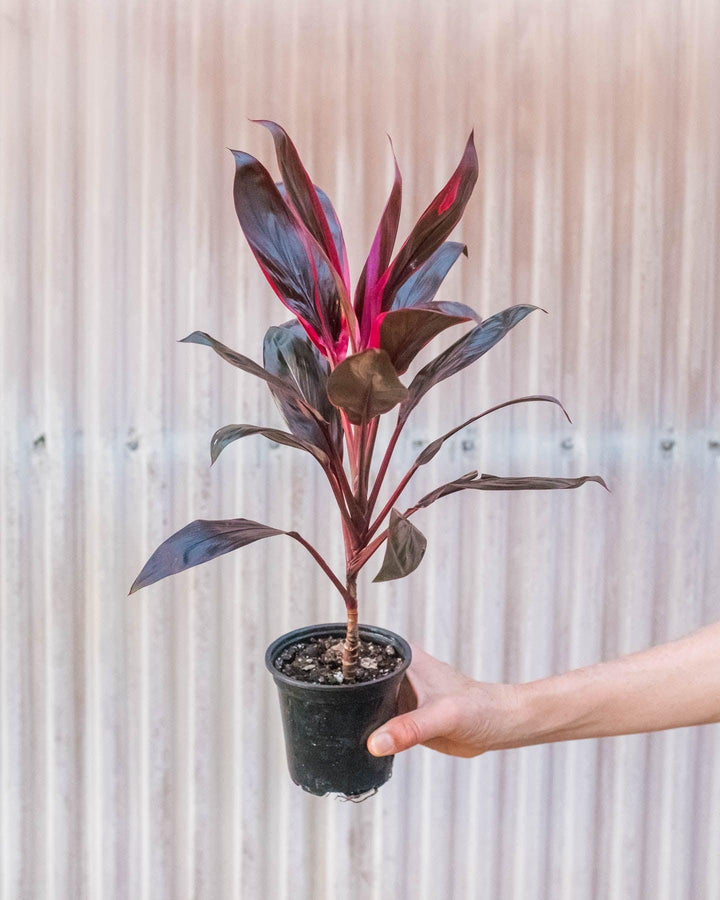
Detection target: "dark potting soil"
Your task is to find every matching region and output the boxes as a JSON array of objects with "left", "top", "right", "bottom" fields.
[{"left": 274, "top": 635, "right": 404, "bottom": 685}]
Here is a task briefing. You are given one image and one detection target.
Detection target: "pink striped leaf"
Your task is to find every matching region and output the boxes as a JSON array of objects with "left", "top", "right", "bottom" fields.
[
  {"left": 255, "top": 120, "right": 350, "bottom": 290},
  {"left": 355, "top": 140, "right": 402, "bottom": 342},
  {"left": 231, "top": 149, "right": 343, "bottom": 356},
  {"left": 376, "top": 132, "right": 478, "bottom": 314}
]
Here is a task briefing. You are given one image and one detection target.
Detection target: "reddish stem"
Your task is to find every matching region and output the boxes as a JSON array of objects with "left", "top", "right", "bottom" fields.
[
  {"left": 347, "top": 527, "right": 389, "bottom": 575},
  {"left": 340, "top": 410, "right": 358, "bottom": 464},
  {"left": 288, "top": 531, "right": 354, "bottom": 605},
  {"left": 365, "top": 461, "right": 419, "bottom": 541},
  {"left": 366, "top": 415, "right": 403, "bottom": 514},
  {"left": 324, "top": 465, "right": 354, "bottom": 527},
  {"left": 341, "top": 575, "right": 359, "bottom": 680},
  {"left": 330, "top": 455, "right": 364, "bottom": 531},
  {"left": 348, "top": 502, "right": 423, "bottom": 576},
  {"left": 358, "top": 417, "right": 379, "bottom": 509}
]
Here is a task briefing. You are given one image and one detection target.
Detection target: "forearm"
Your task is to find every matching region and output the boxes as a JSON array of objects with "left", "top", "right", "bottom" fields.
[{"left": 499, "top": 621, "right": 720, "bottom": 750}]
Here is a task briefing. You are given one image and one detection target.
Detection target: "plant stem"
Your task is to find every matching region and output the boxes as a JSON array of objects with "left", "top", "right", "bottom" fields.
[
  {"left": 328, "top": 455, "right": 364, "bottom": 530},
  {"left": 342, "top": 573, "right": 359, "bottom": 681},
  {"left": 365, "top": 461, "right": 418, "bottom": 541},
  {"left": 347, "top": 529, "right": 388, "bottom": 576},
  {"left": 340, "top": 410, "right": 358, "bottom": 464},
  {"left": 366, "top": 414, "right": 403, "bottom": 515},
  {"left": 357, "top": 417, "right": 379, "bottom": 510},
  {"left": 287, "top": 531, "right": 354, "bottom": 605},
  {"left": 325, "top": 466, "right": 353, "bottom": 524},
  {"left": 355, "top": 422, "right": 368, "bottom": 503}
]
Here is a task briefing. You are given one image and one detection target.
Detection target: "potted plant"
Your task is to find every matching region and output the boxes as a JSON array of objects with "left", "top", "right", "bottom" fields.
[{"left": 130, "top": 121, "right": 606, "bottom": 798}]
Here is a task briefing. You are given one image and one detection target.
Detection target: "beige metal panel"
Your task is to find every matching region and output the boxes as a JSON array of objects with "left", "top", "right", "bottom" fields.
[{"left": 1, "top": 0, "right": 719, "bottom": 897}]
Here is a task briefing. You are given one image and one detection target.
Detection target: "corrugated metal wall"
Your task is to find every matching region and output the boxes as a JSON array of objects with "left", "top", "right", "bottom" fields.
[{"left": 2, "top": 0, "right": 719, "bottom": 897}]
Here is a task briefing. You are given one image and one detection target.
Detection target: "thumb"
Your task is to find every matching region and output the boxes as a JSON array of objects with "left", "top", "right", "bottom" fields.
[{"left": 367, "top": 700, "right": 456, "bottom": 756}]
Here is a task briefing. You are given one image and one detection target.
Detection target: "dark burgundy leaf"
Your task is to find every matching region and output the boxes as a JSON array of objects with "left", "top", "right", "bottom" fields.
[
  {"left": 399, "top": 304, "right": 541, "bottom": 424},
  {"left": 129, "top": 518, "right": 286, "bottom": 593},
  {"left": 254, "top": 120, "right": 350, "bottom": 288},
  {"left": 263, "top": 321, "right": 342, "bottom": 454},
  {"left": 415, "top": 395, "right": 571, "bottom": 466},
  {"left": 275, "top": 180, "right": 351, "bottom": 326},
  {"left": 422, "top": 300, "right": 480, "bottom": 320},
  {"left": 373, "top": 509, "right": 427, "bottom": 583},
  {"left": 355, "top": 141, "right": 402, "bottom": 341},
  {"left": 377, "top": 132, "right": 478, "bottom": 311},
  {"left": 210, "top": 424, "right": 328, "bottom": 466},
  {"left": 180, "top": 331, "right": 325, "bottom": 425},
  {"left": 327, "top": 348, "right": 409, "bottom": 425},
  {"left": 231, "top": 149, "right": 343, "bottom": 353},
  {"left": 373, "top": 302, "right": 477, "bottom": 375},
  {"left": 391, "top": 241, "right": 468, "bottom": 310},
  {"left": 315, "top": 185, "right": 350, "bottom": 292},
  {"left": 415, "top": 473, "right": 609, "bottom": 510}
]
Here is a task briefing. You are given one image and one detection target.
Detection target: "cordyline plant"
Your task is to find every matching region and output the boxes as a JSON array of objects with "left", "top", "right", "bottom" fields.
[{"left": 131, "top": 121, "right": 607, "bottom": 681}]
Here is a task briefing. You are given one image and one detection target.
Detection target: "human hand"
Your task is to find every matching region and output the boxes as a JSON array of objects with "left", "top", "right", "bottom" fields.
[
  {"left": 368, "top": 622, "right": 720, "bottom": 759},
  {"left": 367, "top": 644, "right": 521, "bottom": 758}
]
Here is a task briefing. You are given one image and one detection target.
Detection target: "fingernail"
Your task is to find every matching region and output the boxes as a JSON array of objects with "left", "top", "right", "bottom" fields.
[{"left": 368, "top": 731, "right": 395, "bottom": 756}]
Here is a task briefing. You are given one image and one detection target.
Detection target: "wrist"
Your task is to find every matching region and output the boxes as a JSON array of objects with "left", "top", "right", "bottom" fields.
[{"left": 490, "top": 671, "right": 600, "bottom": 750}]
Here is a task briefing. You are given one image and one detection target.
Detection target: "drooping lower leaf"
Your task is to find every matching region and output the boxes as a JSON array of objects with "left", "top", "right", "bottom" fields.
[
  {"left": 263, "top": 321, "right": 342, "bottom": 455},
  {"left": 399, "top": 304, "right": 541, "bottom": 423},
  {"left": 180, "top": 331, "right": 324, "bottom": 425},
  {"left": 414, "top": 395, "right": 571, "bottom": 467},
  {"left": 326, "top": 348, "right": 409, "bottom": 425},
  {"left": 130, "top": 518, "right": 350, "bottom": 603},
  {"left": 373, "top": 509, "right": 427, "bottom": 583},
  {"left": 415, "top": 473, "right": 609, "bottom": 511},
  {"left": 129, "top": 518, "right": 286, "bottom": 593},
  {"left": 210, "top": 424, "right": 328, "bottom": 466},
  {"left": 391, "top": 241, "right": 468, "bottom": 310},
  {"left": 373, "top": 301, "right": 478, "bottom": 374}
]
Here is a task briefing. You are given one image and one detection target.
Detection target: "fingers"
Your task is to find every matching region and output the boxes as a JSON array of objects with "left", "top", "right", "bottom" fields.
[{"left": 367, "top": 699, "right": 458, "bottom": 756}]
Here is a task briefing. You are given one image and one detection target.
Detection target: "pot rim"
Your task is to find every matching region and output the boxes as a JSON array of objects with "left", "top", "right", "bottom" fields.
[{"left": 265, "top": 622, "right": 412, "bottom": 692}]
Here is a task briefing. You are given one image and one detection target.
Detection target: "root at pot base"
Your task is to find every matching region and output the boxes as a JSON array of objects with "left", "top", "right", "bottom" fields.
[
  {"left": 267, "top": 624, "right": 411, "bottom": 797},
  {"left": 275, "top": 635, "right": 403, "bottom": 684}
]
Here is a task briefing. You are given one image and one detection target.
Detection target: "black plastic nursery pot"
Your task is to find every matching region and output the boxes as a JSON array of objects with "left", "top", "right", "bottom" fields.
[{"left": 266, "top": 623, "right": 412, "bottom": 797}]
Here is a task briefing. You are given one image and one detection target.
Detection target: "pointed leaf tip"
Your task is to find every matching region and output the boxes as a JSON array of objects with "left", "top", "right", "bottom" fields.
[
  {"left": 377, "top": 133, "right": 479, "bottom": 310},
  {"left": 251, "top": 118, "right": 350, "bottom": 300},
  {"left": 354, "top": 142, "right": 403, "bottom": 337},
  {"left": 130, "top": 518, "right": 288, "bottom": 593},
  {"left": 414, "top": 472, "right": 609, "bottom": 510},
  {"left": 391, "top": 241, "right": 468, "bottom": 312},
  {"left": 210, "top": 423, "right": 328, "bottom": 466},
  {"left": 230, "top": 148, "right": 253, "bottom": 166},
  {"left": 231, "top": 147, "right": 346, "bottom": 351},
  {"left": 414, "top": 395, "right": 573, "bottom": 467},
  {"left": 400, "top": 304, "right": 541, "bottom": 423}
]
